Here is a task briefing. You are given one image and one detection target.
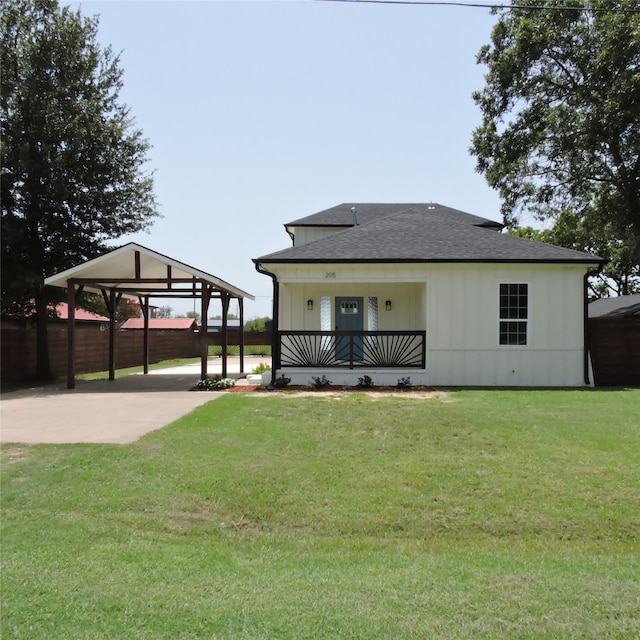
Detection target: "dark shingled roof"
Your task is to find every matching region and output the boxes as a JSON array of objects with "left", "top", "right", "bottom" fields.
[
  {"left": 589, "top": 294, "right": 640, "bottom": 317},
  {"left": 285, "top": 202, "right": 503, "bottom": 229},
  {"left": 255, "top": 203, "right": 603, "bottom": 265}
]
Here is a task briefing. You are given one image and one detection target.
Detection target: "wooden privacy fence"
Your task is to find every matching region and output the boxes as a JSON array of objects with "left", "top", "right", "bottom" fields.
[
  {"left": 1, "top": 322, "right": 199, "bottom": 387},
  {"left": 7, "top": 318, "right": 637, "bottom": 388},
  {"left": 206, "top": 331, "right": 271, "bottom": 346},
  {"left": 1, "top": 322, "right": 273, "bottom": 388},
  {"left": 588, "top": 316, "right": 640, "bottom": 387}
]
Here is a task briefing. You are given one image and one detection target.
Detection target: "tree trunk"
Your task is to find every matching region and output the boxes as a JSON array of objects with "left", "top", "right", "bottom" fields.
[{"left": 34, "top": 287, "right": 52, "bottom": 381}]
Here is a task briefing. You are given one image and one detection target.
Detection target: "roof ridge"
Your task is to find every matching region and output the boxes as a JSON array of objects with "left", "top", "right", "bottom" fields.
[{"left": 285, "top": 202, "right": 503, "bottom": 229}]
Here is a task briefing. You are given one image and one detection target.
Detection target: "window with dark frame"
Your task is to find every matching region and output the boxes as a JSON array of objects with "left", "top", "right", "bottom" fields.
[{"left": 499, "top": 283, "right": 528, "bottom": 345}]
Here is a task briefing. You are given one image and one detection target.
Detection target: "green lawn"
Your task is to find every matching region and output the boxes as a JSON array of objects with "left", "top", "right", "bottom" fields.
[
  {"left": 2, "top": 389, "right": 639, "bottom": 639},
  {"left": 75, "top": 357, "right": 201, "bottom": 381}
]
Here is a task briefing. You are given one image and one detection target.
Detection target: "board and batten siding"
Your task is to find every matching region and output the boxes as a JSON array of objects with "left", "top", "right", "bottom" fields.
[
  {"left": 290, "top": 226, "right": 344, "bottom": 246},
  {"left": 425, "top": 263, "right": 587, "bottom": 386},
  {"left": 279, "top": 281, "right": 425, "bottom": 332},
  {"left": 270, "top": 262, "right": 593, "bottom": 387}
]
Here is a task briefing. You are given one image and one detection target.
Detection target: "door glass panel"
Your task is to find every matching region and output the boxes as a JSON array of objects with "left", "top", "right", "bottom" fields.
[{"left": 340, "top": 300, "right": 359, "bottom": 314}]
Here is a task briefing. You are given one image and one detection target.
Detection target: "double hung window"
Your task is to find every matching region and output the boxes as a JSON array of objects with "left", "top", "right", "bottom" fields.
[{"left": 499, "top": 284, "right": 528, "bottom": 345}]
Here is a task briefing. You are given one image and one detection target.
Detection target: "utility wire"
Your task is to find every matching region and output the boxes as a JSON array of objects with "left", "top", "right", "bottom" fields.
[{"left": 317, "top": 0, "right": 640, "bottom": 13}]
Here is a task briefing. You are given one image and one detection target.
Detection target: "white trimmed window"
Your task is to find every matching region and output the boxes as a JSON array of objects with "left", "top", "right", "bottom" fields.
[{"left": 499, "top": 284, "right": 528, "bottom": 345}]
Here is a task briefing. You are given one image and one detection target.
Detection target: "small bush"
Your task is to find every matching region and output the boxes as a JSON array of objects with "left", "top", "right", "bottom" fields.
[
  {"left": 397, "top": 376, "right": 412, "bottom": 388},
  {"left": 273, "top": 374, "right": 291, "bottom": 388},
  {"left": 357, "top": 375, "right": 374, "bottom": 388},
  {"left": 252, "top": 362, "right": 271, "bottom": 374},
  {"left": 308, "top": 375, "right": 332, "bottom": 390},
  {"left": 196, "top": 376, "right": 236, "bottom": 391}
]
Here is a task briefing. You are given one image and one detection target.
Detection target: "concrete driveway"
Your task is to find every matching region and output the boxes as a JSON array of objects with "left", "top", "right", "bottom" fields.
[{"left": 0, "top": 357, "right": 268, "bottom": 445}]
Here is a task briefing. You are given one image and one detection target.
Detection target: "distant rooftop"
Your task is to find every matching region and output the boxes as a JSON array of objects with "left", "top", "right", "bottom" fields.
[
  {"left": 207, "top": 319, "right": 241, "bottom": 331},
  {"left": 121, "top": 318, "right": 198, "bottom": 330},
  {"left": 53, "top": 302, "right": 109, "bottom": 322},
  {"left": 589, "top": 295, "right": 640, "bottom": 317}
]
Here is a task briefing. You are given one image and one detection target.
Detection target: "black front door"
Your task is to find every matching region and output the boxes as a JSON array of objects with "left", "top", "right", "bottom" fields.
[{"left": 335, "top": 297, "right": 363, "bottom": 362}]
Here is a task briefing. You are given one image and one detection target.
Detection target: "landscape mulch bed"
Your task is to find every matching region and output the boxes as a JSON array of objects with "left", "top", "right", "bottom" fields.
[{"left": 227, "top": 385, "right": 447, "bottom": 399}]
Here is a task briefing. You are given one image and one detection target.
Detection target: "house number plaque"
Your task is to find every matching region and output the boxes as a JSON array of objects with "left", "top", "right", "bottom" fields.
[{"left": 324, "top": 272, "right": 337, "bottom": 279}]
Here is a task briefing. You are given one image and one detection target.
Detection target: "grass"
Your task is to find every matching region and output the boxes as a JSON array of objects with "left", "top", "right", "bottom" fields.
[
  {"left": 208, "top": 345, "right": 271, "bottom": 357},
  {"left": 76, "top": 357, "right": 201, "bottom": 381},
  {"left": 1, "top": 389, "right": 639, "bottom": 639},
  {"left": 77, "top": 348, "right": 271, "bottom": 382}
]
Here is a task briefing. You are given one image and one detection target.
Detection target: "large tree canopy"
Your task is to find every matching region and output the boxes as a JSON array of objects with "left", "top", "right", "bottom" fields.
[
  {"left": 471, "top": 0, "right": 640, "bottom": 288},
  {"left": 1, "top": 0, "right": 159, "bottom": 378}
]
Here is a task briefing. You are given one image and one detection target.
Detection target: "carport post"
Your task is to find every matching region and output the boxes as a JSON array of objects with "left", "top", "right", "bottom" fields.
[
  {"left": 66, "top": 282, "right": 76, "bottom": 389},
  {"left": 221, "top": 292, "right": 230, "bottom": 379},
  {"left": 200, "top": 284, "right": 211, "bottom": 380},
  {"left": 239, "top": 297, "right": 245, "bottom": 374},
  {"left": 140, "top": 295, "right": 150, "bottom": 375},
  {"left": 108, "top": 289, "right": 117, "bottom": 381}
]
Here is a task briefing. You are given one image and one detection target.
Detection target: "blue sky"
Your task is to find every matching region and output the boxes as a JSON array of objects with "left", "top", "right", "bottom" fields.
[{"left": 69, "top": 0, "right": 503, "bottom": 319}]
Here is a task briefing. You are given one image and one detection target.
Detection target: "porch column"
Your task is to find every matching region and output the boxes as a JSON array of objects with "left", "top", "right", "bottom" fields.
[{"left": 272, "top": 282, "right": 280, "bottom": 372}]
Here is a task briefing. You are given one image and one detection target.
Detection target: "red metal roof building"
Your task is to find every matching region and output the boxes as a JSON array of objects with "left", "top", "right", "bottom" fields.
[{"left": 121, "top": 318, "right": 198, "bottom": 331}]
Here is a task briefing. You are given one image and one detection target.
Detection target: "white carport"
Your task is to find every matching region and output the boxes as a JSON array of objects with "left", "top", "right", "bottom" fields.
[{"left": 45, "top": 242, "right": 254, "bottom": 388}]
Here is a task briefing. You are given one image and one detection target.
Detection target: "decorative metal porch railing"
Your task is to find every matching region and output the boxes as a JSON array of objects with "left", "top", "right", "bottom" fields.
[{"left": 278, "top": 331, "right": 426, "bottom": 369}]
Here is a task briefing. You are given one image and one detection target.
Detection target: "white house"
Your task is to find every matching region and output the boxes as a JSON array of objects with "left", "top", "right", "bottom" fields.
[{"left": 253, "top": 203, "right": 604, "bottom": 387}]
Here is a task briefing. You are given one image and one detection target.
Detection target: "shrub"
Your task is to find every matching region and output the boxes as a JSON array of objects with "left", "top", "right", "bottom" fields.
[
  {"left": 196, "top": 376, "right": 236, "bottom": 391},
  {"left": 308, "top": 375, "right": 332, "bottom": 390},
  {"left": 244, "top": 316, "right": 272, "bottom": 332},
  {"left": 252, "top": 362, "right": 271, "bottom": 374},
  {"left": 273, "top": 374, "right": 291, "bottom": 388},
  {"left": 357, "top": 375, "right": 374, "bottom": 388}
]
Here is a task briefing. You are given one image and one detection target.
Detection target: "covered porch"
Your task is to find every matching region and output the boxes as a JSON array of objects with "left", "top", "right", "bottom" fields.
[{"left": 271, "top": 281, "right": 429, "bottom": 386}]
